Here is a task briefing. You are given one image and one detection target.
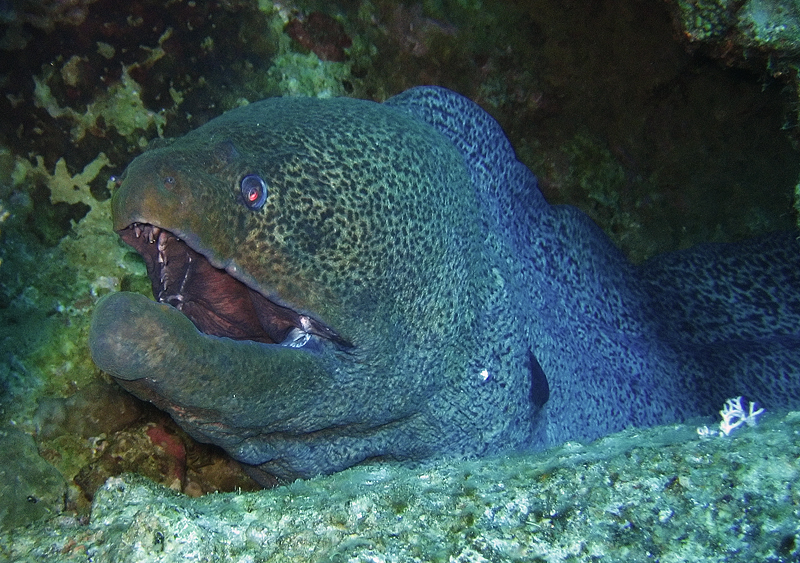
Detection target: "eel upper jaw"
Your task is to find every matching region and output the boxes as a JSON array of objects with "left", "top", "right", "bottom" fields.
[{"left": 120, "top": 222, "right": 352, "bottom": 350}]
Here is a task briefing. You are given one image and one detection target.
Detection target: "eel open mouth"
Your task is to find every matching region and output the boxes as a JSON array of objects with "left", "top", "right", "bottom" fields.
[{"left": 120, "top": 223, "right": 351, "bottom": 349}]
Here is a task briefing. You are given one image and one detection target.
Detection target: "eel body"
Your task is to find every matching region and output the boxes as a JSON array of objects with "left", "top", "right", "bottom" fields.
[{"left": 90, "top": 87, "right": 800, "bottom": 480}]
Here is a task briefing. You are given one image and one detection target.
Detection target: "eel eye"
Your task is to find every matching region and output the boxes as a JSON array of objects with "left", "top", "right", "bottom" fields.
[{"left": 241, "top": 174, "right": 267, "bottom": 210}]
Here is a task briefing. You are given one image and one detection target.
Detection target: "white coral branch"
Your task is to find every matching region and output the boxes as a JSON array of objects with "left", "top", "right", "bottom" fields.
[{"left": 719, "top": 396, "right": 764, "bottom": 436}]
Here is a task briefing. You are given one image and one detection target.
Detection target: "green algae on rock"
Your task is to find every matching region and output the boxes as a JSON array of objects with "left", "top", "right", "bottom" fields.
[
  {"left": 33, "top": 66, "right": 166, "bottom": 144},
  {"left": 675, "top": 0, "right": 800, "bottom": 51}
]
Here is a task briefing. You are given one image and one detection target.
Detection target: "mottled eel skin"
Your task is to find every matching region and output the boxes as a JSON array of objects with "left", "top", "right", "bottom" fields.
[{"left": 90, "top": 87, "right": 800, "bottom": 481}]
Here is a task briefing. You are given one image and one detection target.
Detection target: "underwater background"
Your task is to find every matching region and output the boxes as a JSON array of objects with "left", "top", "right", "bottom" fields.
[{"left": 1, "top": 0, "right": 799, "bottom": 560}]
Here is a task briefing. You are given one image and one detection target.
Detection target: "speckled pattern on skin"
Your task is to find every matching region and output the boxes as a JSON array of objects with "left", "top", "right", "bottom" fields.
[{"left": 90, "top": 87, "right": 800, "bottom": 480}]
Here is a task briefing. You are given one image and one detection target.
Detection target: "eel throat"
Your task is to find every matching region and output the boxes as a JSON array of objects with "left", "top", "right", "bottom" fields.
[{"left": 120, "top": 223, "right": 352, "bottom": 349}]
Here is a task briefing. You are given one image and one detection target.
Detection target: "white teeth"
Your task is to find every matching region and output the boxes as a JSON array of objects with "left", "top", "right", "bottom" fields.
[
  {"left": 281, "top": 328, "right": 311, "bottom": 348},
  {"left": 177, "top": 254, "right": 192, "bottom": 298},
  {"left": 154, "top": 230, "right": 191, "bottom": 313},
  {"left": 157, "top": 232, "right": 167, "bottom": 265},
  {"left": 131, "top": 223, "right": 163, "bottom": 242},
  {"left": 149, "top": 227, "right": 161, "bottom": 244}
]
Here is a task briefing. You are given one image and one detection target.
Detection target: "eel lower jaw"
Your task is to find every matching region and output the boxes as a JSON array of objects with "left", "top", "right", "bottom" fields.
[{"left": 119, "top": 222, "right": 352, "bottom": 350}]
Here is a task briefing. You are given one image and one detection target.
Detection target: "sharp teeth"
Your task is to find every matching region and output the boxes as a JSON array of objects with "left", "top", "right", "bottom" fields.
[
  {"left": 157, "top": 231, "right": 168, "bottom": 266},
  {"left": 134, "top": 224, "right": 142, "bottom": 238},
  {"left": 281, "top": 328, "right": 311, "bottom": 348}
]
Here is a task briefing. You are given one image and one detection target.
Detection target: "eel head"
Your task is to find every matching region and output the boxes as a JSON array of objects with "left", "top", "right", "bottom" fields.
[
  {"left": 89, "top": 134, "right": 397, "bottom": 480},
  {"left": 89, "top": 95, "right": 478, "bottom": 480}
]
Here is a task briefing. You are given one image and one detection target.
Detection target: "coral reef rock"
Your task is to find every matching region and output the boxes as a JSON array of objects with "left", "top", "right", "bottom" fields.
[{"left": 2, "top": 410, "right": 799, "bottom": 561}]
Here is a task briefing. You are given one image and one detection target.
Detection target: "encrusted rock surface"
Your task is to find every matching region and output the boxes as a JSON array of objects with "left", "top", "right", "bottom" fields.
[{"left": 2, "top": 411, "right": 799, "bottom": 562}]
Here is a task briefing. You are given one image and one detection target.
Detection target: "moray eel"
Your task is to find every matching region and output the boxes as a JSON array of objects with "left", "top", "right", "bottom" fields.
[{"left": 90, "top": 86, "right": 800, "bottom": 481}]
